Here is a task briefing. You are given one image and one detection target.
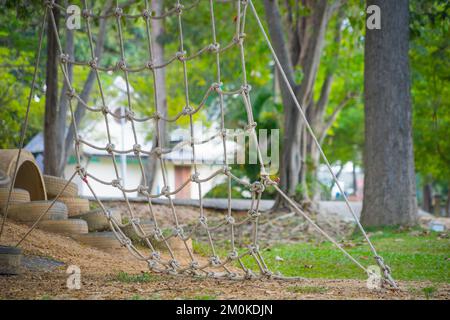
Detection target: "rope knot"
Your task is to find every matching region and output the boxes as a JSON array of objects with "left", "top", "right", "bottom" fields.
[
  {"left": 75, "top": 165, "right": 87, "bottom": 179},
  {"left": 172, "top": 227, "right": 184, "bottom": 237},
  {"left": 248, "top": 244, "right": 259, "bottom": 253},
  {"left": 145, "top": 60, "right": 154, "bottom": 69},
  {"left": 137, "top": 184, "right": 148, "bottom": 195},
  {"left": 44, "top": 0, "right": 55, "bottom": 9},
  {"left": 131, "top": 217, "right": 140, "bottom": 225},
  {"left": 227, "top": 272, "right": 238, "bottom": 279},
  {"left": 59, "top": 53, "right": 69, "bottom": 64},
  {"left": 174, "top": 3, "right": 184, "bottom": 14},
  {"left": 125, "top": 109, "right": 134, "bottom": 120},
  {"left": 169, "top": 259, "right": 180, "bottom": 270},
  {"left": 161, "top": 186, "right": 170, "bottom": 196},
  {"left": 176, "top": 51, "right": 187, "bottom": 61},
  {"left": 153, "top": 147, "right": 163, "bottom": 156},
  {"left": 222, "top": 166, "right": 231, "bottom": 175},
  {"left": 66, "top": 88, "right": 76, "bottom": 99},
  {"left": 133, "top": 144, "right": 141, "bottom": 155},
  {"left": 245, "top": 122, "right": 257, "bottom": 132},
  {"left": 225, "top": 216, "right": 235, "bottom": 225},
  {"left": 248, "top": 209, "right": 261, "bottom": 220},
  {"left": 153, "top": 111, "right": 163, "bottom": 120},
  {"left": 151, "top": 251, "right": 160, "bottom": 260},
  {"left": 210, "top": 256, "right": 221, "bottom": 266},
  {"left": 228, "top": 250, "right": 238, "bottom": 260},
  {"left": 88, "top": 58, "right": 98, "bottom": 69},
  {"left": 153, "top": 228, "right": 163, "bottom": 240},
  {"left": 208, "top": 43, "right": 220, "bottom": 52},
  {"left": 111, "top": 179, "right": 121, "bottom": 188},
  {"left": 82, "top": 9, "right": 91, "bottom": 18},
  {"left": 199, "top": 216, "right": 208, "bottom": 226},
  {"left": 190, "top": 261, "right": 200, "bottom": 269},
  {"left": 211, "top": 82, "right": 222, "bottom": 92},
  {"left": 117, "top": 59, "right": 127, "bottom": 71},
  {"left": 191, "top": 172, "right": 200, "bottom": 183},
  {"left": 101, "top": 105, "right": 109, "bottom": 115},
  {"left": 104, "top": 209, "right": 112, "bottom": 219},
  {"left": 241, "top": 84, "right": 252, "bottom": 94},
  {"left": 114, "top": 7, "right": 123, "bottom": 17},
  {"left": 182, "top": 105, "right": 194, "bottom": 115},
  {"left": 245, "top": 269, "right": 256, "bottom": 279},
  {"left": 142, "top": 9, "right": 152, "bottom": 19},
  {"left": 250, "top": 181, "right": 265, "bottom": 193},
  {"left": 105, "top": 143, "right": 115, "bottom": 154}
]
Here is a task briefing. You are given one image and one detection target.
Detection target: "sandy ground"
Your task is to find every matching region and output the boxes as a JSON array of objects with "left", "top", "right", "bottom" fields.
[{"left": 1, "top": 219, "right": 449, "bottom": 300}]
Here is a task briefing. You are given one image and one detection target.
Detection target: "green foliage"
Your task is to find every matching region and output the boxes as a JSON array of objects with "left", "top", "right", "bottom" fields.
[
  {"left": 238, "top": 227, "right": 450, "bottom": 282},
  {"left": 410, "top": 0, "right": 450, "bottom": 188}
]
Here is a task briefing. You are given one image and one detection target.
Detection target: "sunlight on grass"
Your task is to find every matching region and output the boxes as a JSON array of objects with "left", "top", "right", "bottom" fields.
[{"left": 195, "top": 227, "right": 449, "bottom": 283}]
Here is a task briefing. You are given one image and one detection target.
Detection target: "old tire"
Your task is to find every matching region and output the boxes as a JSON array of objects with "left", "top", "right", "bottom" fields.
[
  {"left": 0, "top": 170, "right": 10, "bottom": 188},
  {"left": 72, "top": 232, "right": 122, "bottom": 251},
  {"left": 7, "top": 201, "right": 68, "bottom": 223},
  {"left": 0, "top": 149, "right": 46, "bottom": 201},
  {"left": 71, "top": 209, "right": 121, "bottom": 232},
  {"left": 54, "top": 197, "right": 89, "bottom": 217},
  {"left": 36, "top": 219, "right": 88, "bottom": 235},
  {"left": 43, "top": 175, "right": 78, "bottom": 198},
  {"left": 0, "top": 245, "right": 22, "bottom": 275},
  {"left": 0, "top": 188, "right": 31, "bottom": 214}
]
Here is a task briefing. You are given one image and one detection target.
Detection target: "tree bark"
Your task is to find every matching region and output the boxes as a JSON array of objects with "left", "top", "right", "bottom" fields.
[
  {"left": 361, "top": 0, "right": 417, "bottom": 226},
  {"left": 61, "top": 1, "right": 112, "bottom": 169},
  {"left": 44, "top": 1, "right": 60, "bottom": 176},
  {"left": 264, "top": 0, "right": 341, "bottom": 205},
  {"left": 422, "top": 182, "right": 433, "bottom": 213},
  {"left": 142, "top": 0, "right": 167, "bottom": 193},
  {"left": 56, "top": 16, "right": 74, "bottom": 176}
]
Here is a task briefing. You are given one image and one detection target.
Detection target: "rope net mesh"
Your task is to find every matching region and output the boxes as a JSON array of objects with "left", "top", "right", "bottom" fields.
[{"left": 17, "top": 0, "right": 396, "bottom": 284}]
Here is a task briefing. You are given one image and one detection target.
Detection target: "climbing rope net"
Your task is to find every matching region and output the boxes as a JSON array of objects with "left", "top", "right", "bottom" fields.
[{"left": 2, "top": 0, "right": 397, "bottom": 287}]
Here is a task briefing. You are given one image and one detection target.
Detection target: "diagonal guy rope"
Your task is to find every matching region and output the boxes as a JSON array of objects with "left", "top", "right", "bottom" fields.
[{"left": 2, "top": 0, "right": 396, "bottom": 288}]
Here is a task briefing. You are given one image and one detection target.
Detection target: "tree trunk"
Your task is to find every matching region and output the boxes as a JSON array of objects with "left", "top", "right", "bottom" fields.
[
  {"left": 142, "top": 0, "right": 167, "bottom": 193},
  {"left": 361, "top": 0, "right": 417, "bottom": 227},
  {"left": 61, "top": 1, "right": 112, "bottom": 168},
  {"left": 57, "top": 17, "right": 74, "bottom": 177},
  {"left": 422, "top": 182, "right": 433, "bottom": 213},
  {"left": 446, "top": 184, "right": 450, "bottom": 217},
  {"left": 44, "top": 2, "right": 60, "bottom": 176},
  {"left": 263, "top": 0, "right": 340, "bottom": 207}
]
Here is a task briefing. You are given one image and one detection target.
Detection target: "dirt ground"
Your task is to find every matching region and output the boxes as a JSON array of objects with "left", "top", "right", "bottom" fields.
[{"left": 1, "top": 219, "right": 449, "bottom": 300}]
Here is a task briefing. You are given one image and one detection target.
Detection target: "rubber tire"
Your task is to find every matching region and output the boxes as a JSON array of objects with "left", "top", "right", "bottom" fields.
[
  {"left": 54, "top": 197, "right": 90, "bottom": 217},
  {"left": 0, "top": 245, "right": 22, "bottom": 275},
  {"left": 0, "top": 170, "right": 10, "bottom": 188},
  {"left": 0, "top": 188, "right": 31, "bottom": 214},
  {"left": 7, "top": 201, "right": 68, "bottom": 223},
  {"left": 43, "top": 175, "right": 78, "bottom": 198},
  {"left": 72, "top": 232, "right": 122, "bottom": 251},
  {"left": 35, "top": 219, "right": 88, "bottom": 235},
  {"left": 71, "top": 209, "right": 121, "bottom": 232}
]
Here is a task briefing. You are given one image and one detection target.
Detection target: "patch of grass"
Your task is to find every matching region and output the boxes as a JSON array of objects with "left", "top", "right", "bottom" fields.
[
  {"left": 130, "top": 294, "right": 144, "bottom": 300},
  {"left": 287, "top": 285, "right": 328, "bottom": 294},
  {"left": 423, "top": 286, "right": 437, "bottom": 299},
  {"left": 192, "top": 227, "right": 448, "bottom": 282},
  {"left": 116, "top": 271, "right": 159, "bottom": 283},
  {"left": 237, "top": 227, "right": 449, "bottom": 282},
  {"left": 40, "top": 294, "right": 53, "bottom": 300}
]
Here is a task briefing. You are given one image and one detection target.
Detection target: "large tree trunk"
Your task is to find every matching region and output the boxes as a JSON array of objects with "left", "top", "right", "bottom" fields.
[
  {"left": 61, "top": 1, "right": 112, "bottom": 169},
  {"left": 56, "top": 18, "right": 74, "bottom": 177},
  {"left": 142, "top": 0, "right": 167, "bottom": 193},
  {"left": 44, "top": 2, "right": 60, "bottom": 176},
  {"left": 361, "top": 0, "right": 417, "bottom": 226},
  {"left": 264, "top": 0, "right": 343, "bottom": 207}
]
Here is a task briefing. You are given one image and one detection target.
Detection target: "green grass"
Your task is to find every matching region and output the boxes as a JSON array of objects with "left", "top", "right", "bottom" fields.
[
  {"left": 116, "top": 271, "right": 160, "bottom": 283},
  {"left": 194, "top": 227, "right": 449, "bottom": 283}
]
